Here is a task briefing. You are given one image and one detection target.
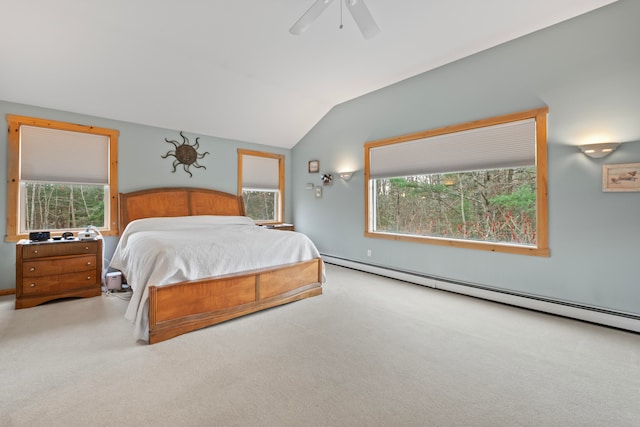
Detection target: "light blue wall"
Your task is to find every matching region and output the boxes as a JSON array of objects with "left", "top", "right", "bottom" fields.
[
  {"left": 2, "top": 1, "right": 638, "bottom": 318},
  {"left": 0, "top": 101, "right": 291, "bottom": 290},
  {"left": 291, "top": 0, "right": 640, "bottom": 315}
]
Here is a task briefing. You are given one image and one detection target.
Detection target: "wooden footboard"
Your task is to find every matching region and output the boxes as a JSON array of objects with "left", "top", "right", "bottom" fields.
[{"left": 148, "top": 258, "right": 323, "bottom": 344}]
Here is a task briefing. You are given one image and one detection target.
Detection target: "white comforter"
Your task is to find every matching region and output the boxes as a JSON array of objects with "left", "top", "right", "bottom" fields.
[{"left": 109, "top": 215, "right": 323, "bottom": 341}]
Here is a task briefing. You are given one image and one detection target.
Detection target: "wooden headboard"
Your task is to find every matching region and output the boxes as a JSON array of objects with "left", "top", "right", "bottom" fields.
[{"left": 119, "top": 187, "right": 246, "bottom": 234}]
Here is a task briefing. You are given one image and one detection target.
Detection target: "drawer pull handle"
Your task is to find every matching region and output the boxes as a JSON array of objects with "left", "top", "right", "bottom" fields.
[
  {"left": 33, "top": 250, "right": 38, "bottom": 254},
  {"left": 30, "top": 283, "right": 36, "bottom": 288},
  {"left": 29, "top": 267, "right": 36, "bottom": 272},
  {"left": 86, "top": 262, "right": 92, "bottom": 266},
  {"left": 87, "top": 276, "right": 92, "bottom": 280},
  {"left": 84, "top": 247, "right": 89, "bottom": 250}
]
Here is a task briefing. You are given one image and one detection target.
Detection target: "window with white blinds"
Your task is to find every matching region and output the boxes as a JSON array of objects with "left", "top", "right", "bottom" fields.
[
  {"left": 5, "top": 115, "right": 119, "bottom": 241},
  {"left": 238, "top": 149, "right": 284, "bottom": 223},
  {"left": 364, "top": 108, "right": 549, "bottom": 257}
]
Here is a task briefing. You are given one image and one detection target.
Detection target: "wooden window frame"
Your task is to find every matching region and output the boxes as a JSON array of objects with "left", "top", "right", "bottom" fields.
[
  {"left": 5, "top": 115, "right": 119, "bottom": 242},
  {"left": 364, "top": 107, "right": 549, "bottom": 257},
  {"left": 237, "top": 149, "right": 285, "bottom": 224}
]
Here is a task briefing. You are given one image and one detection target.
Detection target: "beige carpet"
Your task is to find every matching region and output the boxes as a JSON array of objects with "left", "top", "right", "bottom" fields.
[{"left": 1, "top": 263, "right": 639, "bottom": 426}]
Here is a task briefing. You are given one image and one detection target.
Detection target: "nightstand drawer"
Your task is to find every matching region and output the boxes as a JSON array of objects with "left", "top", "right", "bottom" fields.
[
  {"left": 21, "top": 271, "right": 98, "bottom": 295},
  {"left": 22, "top": 255, "right": 97, "bottom": 277},
  {"left": 22, "top": 241, "right": 98, "bottom": 259}
]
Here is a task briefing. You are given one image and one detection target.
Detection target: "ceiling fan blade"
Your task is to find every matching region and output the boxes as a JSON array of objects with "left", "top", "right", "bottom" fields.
[
  {"left": 345, "top": 0, "right": 380, "bottom": 39},
  {"left": 289, "top": 0, "right": 335, "bottom": 35}
]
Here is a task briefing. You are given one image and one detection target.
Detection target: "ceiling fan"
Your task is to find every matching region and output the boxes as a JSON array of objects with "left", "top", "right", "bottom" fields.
[{"left": 289, "top": 0, "right": 380, "bottom": 39}]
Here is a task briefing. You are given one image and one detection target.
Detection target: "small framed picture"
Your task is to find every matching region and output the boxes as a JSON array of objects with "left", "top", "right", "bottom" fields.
[
  {"left": 602, "top": 162, "right": 640, "bottom": 192},
  {"left": 308, "top": 160, "right": 319, "bottom": 173}
]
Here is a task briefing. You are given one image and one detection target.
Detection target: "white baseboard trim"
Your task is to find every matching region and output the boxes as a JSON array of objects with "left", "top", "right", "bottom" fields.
[{"left": 322, "top": 255, "right": 640, "bottom": 334}]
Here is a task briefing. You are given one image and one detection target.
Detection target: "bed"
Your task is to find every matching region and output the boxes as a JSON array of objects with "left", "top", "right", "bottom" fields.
[{"left": 109, "top": 187, "right": 323, "bottom": 344}]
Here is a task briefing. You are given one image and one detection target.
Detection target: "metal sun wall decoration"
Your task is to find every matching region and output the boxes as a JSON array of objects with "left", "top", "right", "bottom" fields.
[{"left": 161, "top": 131, "right": 209, "bottom": 178}]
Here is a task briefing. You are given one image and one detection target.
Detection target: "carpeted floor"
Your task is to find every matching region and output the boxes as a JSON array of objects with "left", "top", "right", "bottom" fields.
[{"left": 1, "top": 263, "right": 639, "bottom": 426}]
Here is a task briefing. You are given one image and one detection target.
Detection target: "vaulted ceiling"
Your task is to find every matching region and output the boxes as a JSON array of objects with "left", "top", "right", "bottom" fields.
[{"left": 0, "top": 0, "right": 618, "bottom": 148}]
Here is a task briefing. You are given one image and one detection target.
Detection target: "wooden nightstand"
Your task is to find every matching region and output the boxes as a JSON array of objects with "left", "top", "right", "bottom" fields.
[
  {"left": 15, "top": 238, "right": 103, "bottom": 309},
  {"left": 261, "top": 223, "right": 295, "bottom": 231}
]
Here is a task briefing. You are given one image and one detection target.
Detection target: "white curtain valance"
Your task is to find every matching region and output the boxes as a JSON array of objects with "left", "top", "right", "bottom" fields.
[
  {"left": 20, "top": 125, "right": 109, "bottom": 184},
  {"left": 369, "top": 118, "right": 536, "bottom": 179},
  {"left": 242, "top": 155, "right": 279, "bottom": 190}
]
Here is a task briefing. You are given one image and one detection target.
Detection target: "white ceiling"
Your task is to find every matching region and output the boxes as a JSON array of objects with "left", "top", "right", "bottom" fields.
[{"left": 0, "top": 0, "right": 618, "bottom": 149}]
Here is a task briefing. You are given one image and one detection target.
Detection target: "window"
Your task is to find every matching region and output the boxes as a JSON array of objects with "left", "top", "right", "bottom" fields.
[
  {"left": 237, "top": 149, "right": 284, "bottom": 223},
  {"left": 364, "top": 108, "right": 549, "bottom": 256},
  {"left": 6, "top": 115, "right": 119, "bottom": 241}
]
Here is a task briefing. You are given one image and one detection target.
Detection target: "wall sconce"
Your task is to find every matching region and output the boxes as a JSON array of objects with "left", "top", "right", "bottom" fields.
[
  {"left": 339, "top": 171, "right": 353, "bottom": 181},
  {"left": 578, "top": 142, "right": 620, "bottom": 159}
]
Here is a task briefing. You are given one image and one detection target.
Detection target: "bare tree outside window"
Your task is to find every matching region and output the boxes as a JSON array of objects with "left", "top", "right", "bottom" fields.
[
  {"left": 23, "top": 183, "right": 106, "bottom": 231},
  {"left": 242, "top": 190, "right": 277, "bottom": 222},
  {"left": 374, "top": 167, "right": 536, "bottom": 245}
]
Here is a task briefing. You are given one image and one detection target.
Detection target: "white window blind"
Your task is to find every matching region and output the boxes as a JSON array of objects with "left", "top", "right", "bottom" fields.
[
  {"left": 369, "top": 118, "right": 536, "bottom": 179},
  {"left": 242, "top": 155, "right": 279, "bottom": 189},
  {"left": 20, "top": 125, "right": 109, "bottom": 184}
]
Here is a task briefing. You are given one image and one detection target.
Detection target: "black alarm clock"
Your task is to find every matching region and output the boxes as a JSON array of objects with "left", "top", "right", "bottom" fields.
[{"left": 29, "top": 231, "right": 50, "bottom": 242}]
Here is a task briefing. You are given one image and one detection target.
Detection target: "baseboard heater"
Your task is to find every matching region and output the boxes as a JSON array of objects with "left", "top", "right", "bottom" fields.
[{"left": 321, "top": 255, "right": 640, "bottom": 334}]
